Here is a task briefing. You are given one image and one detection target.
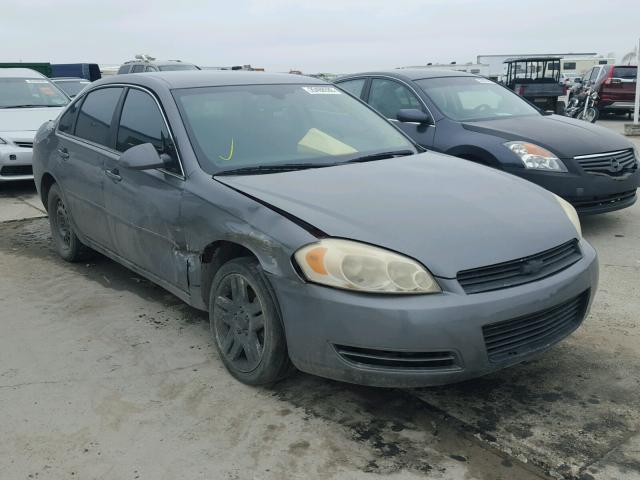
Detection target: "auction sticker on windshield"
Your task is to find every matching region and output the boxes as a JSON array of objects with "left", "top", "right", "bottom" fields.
[{"left": 301, "top": 86, "right": 342, "bottom": 95}]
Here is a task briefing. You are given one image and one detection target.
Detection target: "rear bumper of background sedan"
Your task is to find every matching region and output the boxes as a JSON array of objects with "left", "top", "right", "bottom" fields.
[
  {"left": 0, "top": 144, "right": 34, "bottom": 182},
  {"left": 505, "top": 166, "right": 639, "bottom": 215},
  {"left": 270, "top": 241, "right": 598, "bottom": 388}
]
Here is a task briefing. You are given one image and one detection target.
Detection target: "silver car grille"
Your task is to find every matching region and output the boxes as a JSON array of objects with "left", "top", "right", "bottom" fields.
[{"left": 574, "top": 149, "right": 638, "bottom": 176}]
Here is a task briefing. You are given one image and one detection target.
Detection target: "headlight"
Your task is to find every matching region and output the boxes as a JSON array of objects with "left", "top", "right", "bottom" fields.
[
  {"left": 294, "top": 238, "right": 441, "bottom": 294},
  {"left": 505, "top": 141, "right": 567, "bottom": 172},
  {"left": 553, "top": 194, "right": 581, "bottom": 238}
]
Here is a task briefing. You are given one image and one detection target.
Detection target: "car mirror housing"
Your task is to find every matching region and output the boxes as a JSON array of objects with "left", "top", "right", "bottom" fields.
[
  {"left": 119, "top": 143, "right": 169, "bottom": 170},
  {"left": 396, "top": 109, "right": 431, "bottom": 124}
]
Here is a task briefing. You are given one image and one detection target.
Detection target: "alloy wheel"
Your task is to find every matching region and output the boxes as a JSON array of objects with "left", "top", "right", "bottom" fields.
[
  {"left": 213, "top": 273, "right": 266, "bottom": 372},
  {"left": 55, "top": 199, "right": 71, "bottom": 248}
]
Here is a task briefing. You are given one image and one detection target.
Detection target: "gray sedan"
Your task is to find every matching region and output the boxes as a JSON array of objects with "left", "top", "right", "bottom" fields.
[{"left": 32, "top": 71, "right": 598, "bottom": 387}]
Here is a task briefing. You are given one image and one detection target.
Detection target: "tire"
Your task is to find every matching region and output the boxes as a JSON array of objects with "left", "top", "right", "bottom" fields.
[
  {"left": 47, "top": 183, "right": 92, "bottom": 262},
  {"left": 577, "top": 107, "right": 599, "bottom": 123},
  {"left": 555, "top": 101, "right": 566, "bottom": 115},
  {"left": 209, "top": 257, "right": 293, "bottom": 385}
]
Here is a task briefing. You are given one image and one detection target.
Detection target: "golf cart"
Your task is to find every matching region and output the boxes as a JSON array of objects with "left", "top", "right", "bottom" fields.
[{"left": 504, "top": 57, "right": 565, "bottom": 114}]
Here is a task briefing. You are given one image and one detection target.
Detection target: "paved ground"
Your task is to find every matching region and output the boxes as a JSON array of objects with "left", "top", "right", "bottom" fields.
[{"left": 0, "top": 119, "right": 638, "bottom": 479}]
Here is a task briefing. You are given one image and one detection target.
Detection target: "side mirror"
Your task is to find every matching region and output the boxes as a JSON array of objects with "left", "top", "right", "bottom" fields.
[
  {"left": 396, "top": 108, "right": 431, "bottom": 124},
  {"left": 119, "top": 143, "right": 169, "bottom": 170}
]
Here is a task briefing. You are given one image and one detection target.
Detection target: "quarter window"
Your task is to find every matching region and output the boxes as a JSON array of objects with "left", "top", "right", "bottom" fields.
[
  {"left": 336, "top": 79, "right": 366, "bottom": 99},
  {"left": 58, "top": 100, "right": 82, "bottom": 134},
  {"left": 368, "top": 79, "right": 423, "bottom": 119},
  {"left": 116, "top": 89, "right": 181, "bottom": 174},
  {"left": 74, "top": 88, "right": 123, "bottom": 147}
]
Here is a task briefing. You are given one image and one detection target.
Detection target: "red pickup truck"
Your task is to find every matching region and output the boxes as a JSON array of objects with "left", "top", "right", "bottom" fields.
[{"left": 583, "top": 64, "right": 637, "bottom": 116}]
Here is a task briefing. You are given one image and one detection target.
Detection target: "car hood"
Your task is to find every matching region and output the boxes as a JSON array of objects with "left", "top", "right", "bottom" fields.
[
  {"left": 216, "top": 153, "right": 579, "bottom": 278},
  {"left": 462, "top": 114, "right": 632, "bottom": 158},
  {"left": 0, "top": 107, "right": 64, "bottom": 132}
]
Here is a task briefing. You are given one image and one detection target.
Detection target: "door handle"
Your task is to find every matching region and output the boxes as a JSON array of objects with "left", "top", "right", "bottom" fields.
[
  {"left": 57, "top": 147, "right": 69, "bottom": 159},
  {"left": 104, "top": 168, "right": 122, "bottom": 183}
]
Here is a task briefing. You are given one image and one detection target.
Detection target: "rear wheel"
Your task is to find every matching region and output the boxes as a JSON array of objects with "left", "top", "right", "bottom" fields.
[
  {"left": 209, "top": 257, "right": 292, "bottom": 385},
  {"left": 47, "top": 184, "right": 92, "bottom": 262}
]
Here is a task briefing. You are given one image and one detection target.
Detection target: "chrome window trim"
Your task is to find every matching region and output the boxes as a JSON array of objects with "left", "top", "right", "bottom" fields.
[
  {"left": 574, "top": 149, "right": 632, "bottom": 159},
  {"left": 337, "top": 74, "right": 436, "bottom": 128},
  {"left": 55, "top": 83, "right": 186, "bottom": 180}
]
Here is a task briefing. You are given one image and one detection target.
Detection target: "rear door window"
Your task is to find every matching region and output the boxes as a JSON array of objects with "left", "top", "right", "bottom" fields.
[
  {"left": 116, "top": 88, "right": 181, "bottom": 174},
  {"left": 74, "top": 87, "right": 123, "bottom": 147},
  {"left": 336, "top": 79, "right": 366, "bottom": 99},
  {"left": 612, "top": 67, "right": 637, "bottom": 80},
  {"left": 368, "top": 79, "right": 423, "bottom": 119}
]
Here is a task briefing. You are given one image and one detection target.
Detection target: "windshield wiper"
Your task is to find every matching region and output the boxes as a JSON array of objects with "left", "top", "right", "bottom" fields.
[
  {"left": 0, "top": 104, "right": 62, "bottom": 109},
  {"left": 214, "top": 163, "right": 331, "bottom": 176},
  {"left": 342, "top": 149, "right": 415, "bottom": 164}
]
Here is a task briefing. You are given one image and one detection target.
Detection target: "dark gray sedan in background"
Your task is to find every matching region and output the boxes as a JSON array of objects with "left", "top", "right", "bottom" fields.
[
  {"left": 335, "top": 70, "right": 639, "bottom": 215},
  {"left": 33, "top": 71, "right": 597, "bottom": 387}
]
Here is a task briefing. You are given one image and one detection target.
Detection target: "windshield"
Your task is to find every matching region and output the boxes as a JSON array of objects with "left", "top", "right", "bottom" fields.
[
  {"left": 415, "top": 77, "right": 540, "bottom": 122},
  {"left": 159, "top": 64, "right": 199, "bottom": 71},
  {"left": 0, "top": 77, "right": 69, "bottom": 108},
  {"left": 173, "top": 84, "right": 414, "bottom": 174},
  {"left": 54, "top": 80, "right": 91, "bottom": 97}
]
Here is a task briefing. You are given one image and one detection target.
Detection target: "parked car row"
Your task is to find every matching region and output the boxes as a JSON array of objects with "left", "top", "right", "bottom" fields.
[{"left": 0, "top": 63, "right": 637, "bottom": 388}]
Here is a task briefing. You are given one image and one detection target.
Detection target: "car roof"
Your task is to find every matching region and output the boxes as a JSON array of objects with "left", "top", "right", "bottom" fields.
[
  {"left": 123, "top": 59, "right": 196, "bottom": 66},
  {"left": 94, "top": 70, "right": 327, "bottom": 89},
  {"left": 0, "top": 68, "right": 47, "bottom": 78},
  {"left": 504, "top": 56, "right": 562, "bottom": 63},
  {"left": 336, "top": 69, "right": 477, "bottom": 82},
  {"left": 51, "top": 77, "right": 89, "bottom": 81}
]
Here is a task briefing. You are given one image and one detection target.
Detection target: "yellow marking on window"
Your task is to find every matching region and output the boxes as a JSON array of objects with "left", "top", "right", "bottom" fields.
[{"left": 219, "top": 138, "right": 235, "bottom": 161}]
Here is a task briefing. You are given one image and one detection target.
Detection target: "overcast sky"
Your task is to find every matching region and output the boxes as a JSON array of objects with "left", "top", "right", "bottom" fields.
[{"left": 2, "top": 0, "right": 638, "bottom": 73}]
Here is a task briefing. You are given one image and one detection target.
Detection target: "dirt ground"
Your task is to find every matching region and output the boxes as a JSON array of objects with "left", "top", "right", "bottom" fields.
[{"left": 0, "top": 119, "right": 638, "bottom": 480}]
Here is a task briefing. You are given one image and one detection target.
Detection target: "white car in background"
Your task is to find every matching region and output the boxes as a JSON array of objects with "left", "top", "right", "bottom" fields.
[{"left": 0, "top": 68, "right": 69, "bottom": 182}]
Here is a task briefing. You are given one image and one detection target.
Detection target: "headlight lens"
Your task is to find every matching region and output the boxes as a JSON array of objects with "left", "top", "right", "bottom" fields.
[
  {"left": 553, "top": 194, "right": 582, "bottom": 238},
  {"left": 505, "top": 141, "right": 567, "bottom": 172},
  {"left": 294, "top": 238, "right": 441, "bottom": 294}
]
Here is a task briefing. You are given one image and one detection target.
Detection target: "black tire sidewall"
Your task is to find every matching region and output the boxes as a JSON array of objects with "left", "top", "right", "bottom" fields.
[
  {"left": 47, "top": 184, "right": 83, "bottom": 262},
  {"left": 208, "top": 257, "right": 291, "bottom": 385}
]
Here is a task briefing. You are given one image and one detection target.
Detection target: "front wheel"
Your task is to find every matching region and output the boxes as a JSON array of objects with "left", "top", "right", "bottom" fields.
[
  {"left": 47, "top": 183, "right": 92, "bottom": 262},
  {"left": 577, "top": 107, "right": 599, "bottom": 123},
  {"left": 209, "top": 257, "right": 293, "bottom": 385}
]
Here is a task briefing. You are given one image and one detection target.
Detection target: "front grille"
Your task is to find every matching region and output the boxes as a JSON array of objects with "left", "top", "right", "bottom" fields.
[
  {"left": 569, "top": 190, "right": 637, "bottom": 210},
  {"left": 0, "top": 165, "right": 33, "bottom": 176},
  {"left": 575, "top": 149, "right": 638, "bottom": 176},
  {"left": 335, "top": 345, "right": 459, "bottom": 370},
  {"left": 13, "top": 141, "right": 33, "bottom": 149},
  {"left": 483, "top": 290, "right": 589, "bottom": 363},
  {"left": 457, "top": 240, "right": 582, "bottom": 294}
]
